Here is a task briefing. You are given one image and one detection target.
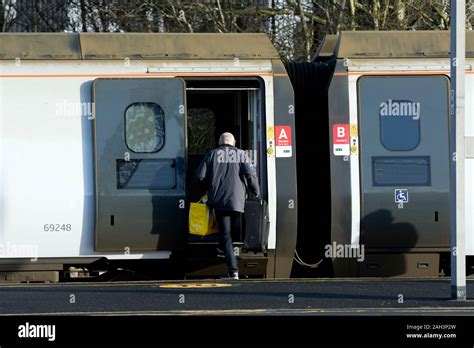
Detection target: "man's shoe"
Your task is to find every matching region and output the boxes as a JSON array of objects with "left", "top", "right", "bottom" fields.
[{"left": 220, "top": 272, "right": 239, "bottom": 280}]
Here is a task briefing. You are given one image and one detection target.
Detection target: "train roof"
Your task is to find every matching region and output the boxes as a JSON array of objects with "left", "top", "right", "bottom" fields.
[
  {"left": 314, "top": 34, "right": 338, "bottom": 59},
  {"left": 0, "top": 32, "right": 280, "bottom": 60},
  {"left": 315, "top": 31, "right": 474, "bottom": 59}
]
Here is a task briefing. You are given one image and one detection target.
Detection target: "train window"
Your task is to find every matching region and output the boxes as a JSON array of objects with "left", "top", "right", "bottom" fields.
[
  {"left": 372, "top": 156, "right": 431, "bottom": 186},
  {"left": 379, "top": 98, "right": 420, "bottom": 151},
  {"left": 187, "top": 108, "right": 216, "bottom": 154},
  {"left": 125, "top": 103, "right": 165, "bottom": 153},
  {"left": 116, "top": 159, "right": 176, "bottom": 190}
]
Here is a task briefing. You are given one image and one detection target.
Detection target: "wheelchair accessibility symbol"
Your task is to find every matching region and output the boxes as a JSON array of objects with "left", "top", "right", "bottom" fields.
[{"left": 394, "top": 189, "right": 408, "bottom": 208}]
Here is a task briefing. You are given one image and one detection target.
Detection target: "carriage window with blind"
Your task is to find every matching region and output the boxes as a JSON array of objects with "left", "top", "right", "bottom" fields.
[
  {"left": 372, "top": 156, "right": 431, "bottom": 186},
  {"left": 125, "top": 103, "right": 165, "bottom": 153},
  {"left": 187, "top": 108, "right": 216, "bottom": 154}
]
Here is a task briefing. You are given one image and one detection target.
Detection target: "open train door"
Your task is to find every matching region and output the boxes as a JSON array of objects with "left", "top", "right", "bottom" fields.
[{"left": 92, "top": 78, "right": 187, "bottom": 252}]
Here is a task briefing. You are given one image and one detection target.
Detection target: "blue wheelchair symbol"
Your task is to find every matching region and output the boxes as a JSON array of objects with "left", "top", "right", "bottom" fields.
[{"left": 394, "top": 189, "right": 409, "bottom": 203}]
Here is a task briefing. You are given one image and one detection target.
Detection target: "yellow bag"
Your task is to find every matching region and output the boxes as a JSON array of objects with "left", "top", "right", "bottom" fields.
[{"left": 189, "top": 196, "right": 219, "bottom": 236}]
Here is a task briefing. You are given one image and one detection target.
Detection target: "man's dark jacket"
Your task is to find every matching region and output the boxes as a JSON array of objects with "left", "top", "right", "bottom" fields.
[{"left": 196, "top": 145, "right": 260, "bottom": 213}]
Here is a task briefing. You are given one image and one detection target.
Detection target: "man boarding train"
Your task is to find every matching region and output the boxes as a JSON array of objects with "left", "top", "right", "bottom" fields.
[{"left": 196, "top": 132, "right": 260, "bottom": 279}]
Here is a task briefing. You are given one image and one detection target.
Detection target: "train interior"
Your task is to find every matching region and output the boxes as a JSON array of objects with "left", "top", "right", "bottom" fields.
[{"left": 182, "top": 79, "right": 268, "bottom": 276}]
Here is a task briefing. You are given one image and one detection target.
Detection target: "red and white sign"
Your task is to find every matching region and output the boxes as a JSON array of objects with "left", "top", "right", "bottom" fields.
[
  {"left": 332, "top": 124, "right": 350, "bottom": 156},
  {"left": 275, "top": 125, "right": 292, "bottom": 157}
]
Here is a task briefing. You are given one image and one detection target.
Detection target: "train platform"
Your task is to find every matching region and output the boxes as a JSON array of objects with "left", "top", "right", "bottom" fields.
[{"left": 0, "top": 278, "right": 473, "bottom": 316}]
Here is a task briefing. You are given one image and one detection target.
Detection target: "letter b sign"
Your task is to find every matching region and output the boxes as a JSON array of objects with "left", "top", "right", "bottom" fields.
[
  {"left": 337, "top": 127, "right": 345, "bottom": 138},
  {"left": 332, "top": 124, "right": 349, "bottom": 145},
  {"left": 332, "top": 124, "right": 350, "bottom": 156}
]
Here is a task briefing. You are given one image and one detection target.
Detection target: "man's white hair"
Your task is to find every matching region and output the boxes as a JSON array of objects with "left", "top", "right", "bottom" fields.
[{"left": 219, "top": 132, "right": 236, "bottom": 146}]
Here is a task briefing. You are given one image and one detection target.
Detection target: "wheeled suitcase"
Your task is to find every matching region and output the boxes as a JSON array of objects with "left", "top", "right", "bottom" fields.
[{"left": 243, "top": 199, "right": 269, "bottom": 252}]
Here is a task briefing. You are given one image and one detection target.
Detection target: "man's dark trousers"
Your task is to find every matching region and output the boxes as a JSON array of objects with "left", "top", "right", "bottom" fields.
[{"left": 215, "top": 209, "right": 240, "bottom": 275}]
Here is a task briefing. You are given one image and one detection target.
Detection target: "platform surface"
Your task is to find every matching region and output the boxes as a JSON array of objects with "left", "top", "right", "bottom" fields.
[{"left": 0, "top": 278, "right": 473, "bottom": 316}]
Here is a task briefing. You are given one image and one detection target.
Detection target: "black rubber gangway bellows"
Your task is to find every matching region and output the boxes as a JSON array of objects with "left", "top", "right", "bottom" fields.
[{"left": 284, "top": 59, "right": 336, "bottom": 277}]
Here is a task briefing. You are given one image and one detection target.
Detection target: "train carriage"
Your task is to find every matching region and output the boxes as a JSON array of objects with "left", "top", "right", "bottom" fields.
[
  {"left": 290, "top": 31, "right": 474, "bottom": 277},
  {"left": 2, "top": 31, "right": 474, "bottom": 281},
  {"left": 0, "top": 33, "right": 297, "bottom": 281}
]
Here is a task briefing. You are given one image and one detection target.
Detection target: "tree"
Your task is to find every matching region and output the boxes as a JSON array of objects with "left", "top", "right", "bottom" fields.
[
  {"left": 3, "top": 0, "right": 474, "bottom": 62},
  {"left": 7, "top": 0, "right": 69, "bottom": 32}
]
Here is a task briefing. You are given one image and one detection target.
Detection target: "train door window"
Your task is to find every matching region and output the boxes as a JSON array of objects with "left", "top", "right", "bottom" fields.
[
  {"left": 125, "top": 102, "right": 165, "bottom": 153},
  {"left": 379, "top": 99, "right": 420, "bottom": 151}
]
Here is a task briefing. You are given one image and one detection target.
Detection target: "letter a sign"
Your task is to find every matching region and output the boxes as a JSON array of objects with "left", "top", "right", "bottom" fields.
[
  {"left": 275, "top": 125, "right": 292, "bottom": 157},
  {"left": 332, "top": 124, "right": 350, "bottom": 156}
]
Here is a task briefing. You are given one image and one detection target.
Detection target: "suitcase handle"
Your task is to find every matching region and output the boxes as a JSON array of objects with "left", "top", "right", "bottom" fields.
[{"left": 247, "top": 192, "right": 260, "bottom": 201}]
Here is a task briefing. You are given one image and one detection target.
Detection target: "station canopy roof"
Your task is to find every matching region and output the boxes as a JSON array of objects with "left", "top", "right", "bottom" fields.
[{"left": 0, "top": 33, "right": 280, "bottom": 60}]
